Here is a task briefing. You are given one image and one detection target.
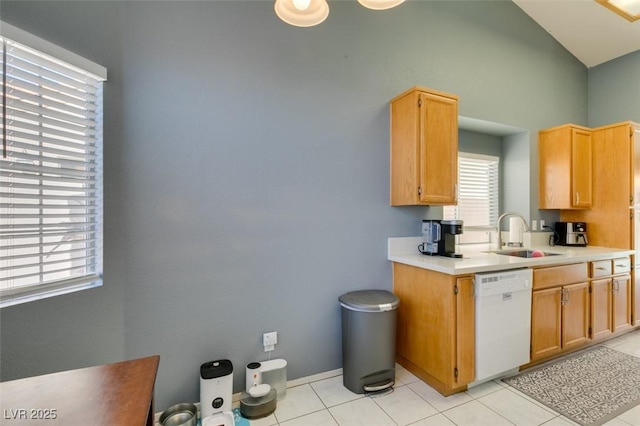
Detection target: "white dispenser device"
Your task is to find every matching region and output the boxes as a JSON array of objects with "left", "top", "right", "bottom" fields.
[
  {"left": 245, "top": 362, "right": 271, "bottom": 397},
  {"left": 200, "top": 359, "right": 233, "bottom": 418},
  {"left": 240, "top": 361, "right": 279, "bottom": 420},
  {"left": 259, "top": 359, "right": 287, "bottom": 400}
]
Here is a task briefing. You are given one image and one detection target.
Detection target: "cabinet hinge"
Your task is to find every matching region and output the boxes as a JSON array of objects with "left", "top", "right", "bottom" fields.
[
  {"left": 454, "top": 284, "right": 459, "bottom": 295},
  {"left": 418, "top": 187, "right": 422, "bottom": 196},
  {"left": 588, "top": 327, "right": 592, "bottom": 338},
  {"left": 418, "top": 98, "right": 422, "bottom": 107},
  {"left": 454, "top": 367, "right": 458, "bottom": 378}
]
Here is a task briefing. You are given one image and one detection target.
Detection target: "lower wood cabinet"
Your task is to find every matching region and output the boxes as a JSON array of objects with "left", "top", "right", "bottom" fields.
[
  {"left": 562, "top": 282, "right": 591, "bottom": 349},
  {"left": 392, "top": 258, "right": 636, "bottom": 394},
  {"left": 392, "top": 262, "right": 474, "bottom": 395},
  {"left": 591, "top": 278, "right": 613, "bottom": 339},
  {"left": 612, "top": 274, "right": 632, "bottom": 332},
  {"left": 531, "top": 263, "right": 590, "bottom": 361},
  {"left": 531, "top": 287, "right": 562, "bottom": 359},
  {"left": 531, "top": 282, "right": 590, "bottom": 361},
  {"left": 590, "top": 258, "right": 632, "bottom": 339},
  {"left": 634, "top": 271, "right": 640, "bottom": 327}
]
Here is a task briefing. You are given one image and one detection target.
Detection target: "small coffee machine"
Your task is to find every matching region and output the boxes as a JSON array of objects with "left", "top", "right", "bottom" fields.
[
  {"left": 554, "top": 222, "right": 588, "bottom": 247},
  {"left": 419, "top": 219, "right": 463, "bottom": 258},
  {"left": 438, "top": 220, "right": 463, "bottom": 258},
  {"left": 419, "top": 220, "right": 441, "bottom": 255}
]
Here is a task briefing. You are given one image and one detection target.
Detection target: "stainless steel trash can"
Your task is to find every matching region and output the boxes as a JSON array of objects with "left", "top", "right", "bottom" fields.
[{"left": 339, "top": 289, "right": 399, "bottom": 394}]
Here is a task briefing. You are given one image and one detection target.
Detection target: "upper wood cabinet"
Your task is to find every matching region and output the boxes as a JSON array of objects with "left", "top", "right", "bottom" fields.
[
  {"left": 562, "top": 122, "right": 638, "bottom": 248},
  {"left": 539, "top": 124, "right": 592, "bottom": 209},
  {"left": 390, "top": 87, "right": 458, "bottom": 206}
]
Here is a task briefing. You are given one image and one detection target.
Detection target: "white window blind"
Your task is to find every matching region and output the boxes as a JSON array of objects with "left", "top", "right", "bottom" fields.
[
  {"left": 443, "top": 153, "right": 499, "bottom": 244},
  {"left": 0, "top": 23, "right": 106, "bottom": 308}
]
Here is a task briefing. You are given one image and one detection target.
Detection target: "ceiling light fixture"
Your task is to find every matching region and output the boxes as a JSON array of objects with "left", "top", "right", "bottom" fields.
[
  {"left": 274, "top": 0, "right": 404, "bottom": 27},
  {"left": 358, "top": 0, "right": 405, "bottom": 11},
  {"left": 274, "top": 0, "right": 330, "bottom": 27},
  {"left": 596, "top": 0, "right": 640, "bottom": 22}
]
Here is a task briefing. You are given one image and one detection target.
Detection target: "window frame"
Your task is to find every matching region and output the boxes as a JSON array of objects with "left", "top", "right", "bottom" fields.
[
  {"left": 443, "top": 152, "right": 500, "bottom": 245},
  {"left": 0, "top": 22, "right": 107, "bottom": 308}
]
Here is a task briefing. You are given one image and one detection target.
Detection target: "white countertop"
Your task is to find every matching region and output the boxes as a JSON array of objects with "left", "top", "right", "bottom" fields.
[{"left": 388, "top": 237, "right": 635, "bottom": 275}]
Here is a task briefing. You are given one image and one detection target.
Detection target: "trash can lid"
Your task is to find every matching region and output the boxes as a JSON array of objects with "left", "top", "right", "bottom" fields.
[{"left": 339, "top": 290, "right": 399, "bottom": 312}]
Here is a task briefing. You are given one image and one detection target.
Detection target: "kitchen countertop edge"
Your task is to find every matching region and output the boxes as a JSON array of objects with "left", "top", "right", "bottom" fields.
[{"left": 388, "top": 237, "right": 635, "bottom": 276}]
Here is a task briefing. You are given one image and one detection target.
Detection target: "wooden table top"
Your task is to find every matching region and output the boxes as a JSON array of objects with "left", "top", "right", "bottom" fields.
[{"left": 0, "top": 355, "right": 160, "bottom": 426}]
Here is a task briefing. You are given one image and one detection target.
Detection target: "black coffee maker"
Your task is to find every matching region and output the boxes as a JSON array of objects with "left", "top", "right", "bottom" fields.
[
  {"left": 438, "top": 219, "right": 463, "bottom": 258},
  {"left": 554, "top": 222, "right": 588, "bottom": 247}
]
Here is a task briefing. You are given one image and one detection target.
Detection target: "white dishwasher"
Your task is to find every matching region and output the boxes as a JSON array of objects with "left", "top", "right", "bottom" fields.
[{"left": 472, "top": 268, "right": 533, "bottom": 385}]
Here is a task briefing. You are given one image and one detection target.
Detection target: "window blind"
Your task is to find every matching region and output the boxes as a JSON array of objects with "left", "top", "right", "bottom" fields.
[
  {"left": 0, "top": 25, "right": 106, "bottom": 307},
  {"left": 444, "top": 153, "right": 499, "bottom": 244}
]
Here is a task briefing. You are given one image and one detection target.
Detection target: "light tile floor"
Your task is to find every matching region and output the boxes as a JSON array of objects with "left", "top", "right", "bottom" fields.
[{"left": 247, "top": 329, "right": 640, "bottom": 426}]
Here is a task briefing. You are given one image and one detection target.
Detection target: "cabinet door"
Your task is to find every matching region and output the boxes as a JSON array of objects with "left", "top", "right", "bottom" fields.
[
  {"left": 634, "top": 270, "right": 640, "bottom": 327},
  {"left": 455, "top": 277, "right": 474, "bottom": 386},
  {"left": 612, "top": 274, "right": 632, "bottom": 332},
  {"left": 531, "top": 287, "right": 562, "bottom": 360},
  {"left": 418, "top": 92, "right": 458, "bottom": 205},
  {"left": 539, "top": 124, "right": 592, "bottom": 209},
  {"left": 590, "top": 279, "right": 613, "bottom": 339},
  {"left": 390, "top": 90, "right": 420, "bottom": 206},
  {"left": 571, "top": 128, "right": 592, "bottom": 208},
  {"left": 562, "top": 282, "right": 590, "bottom": 350},
  {"left": 392, "top": 263, "right": 475, "bottom": 394},
  {"left": 392, "top": 263, "right": 457, "bottom": 390}
]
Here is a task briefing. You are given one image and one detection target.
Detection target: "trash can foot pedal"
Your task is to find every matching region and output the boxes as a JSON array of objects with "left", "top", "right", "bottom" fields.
[{"left": 363, "top": 380, "right": 394, "bottom": 397}]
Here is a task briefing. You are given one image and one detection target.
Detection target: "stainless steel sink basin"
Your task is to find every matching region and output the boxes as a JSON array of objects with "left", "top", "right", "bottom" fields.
[{"left": 491, "top": 249, "right": 561, "bottom": 258}]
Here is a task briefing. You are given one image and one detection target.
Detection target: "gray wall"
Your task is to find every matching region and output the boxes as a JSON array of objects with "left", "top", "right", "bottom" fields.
[
  {"left": 1, "top": 0, "right": 591, "bottom": 411},
  {"left": 458, "top": 130, "right": 502, "bottom": 157},
  {"left": 588, "top": 50, "right": 640, "bottom": 126}
]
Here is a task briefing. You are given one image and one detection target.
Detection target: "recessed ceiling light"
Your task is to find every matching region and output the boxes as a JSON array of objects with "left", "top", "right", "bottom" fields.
[{"left": 596, "top": 0, "right": 640, "bottom": 22}]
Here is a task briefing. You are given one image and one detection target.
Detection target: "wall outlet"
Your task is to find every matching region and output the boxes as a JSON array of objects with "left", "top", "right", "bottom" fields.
[
  {"left": 540, "top": 219, "right": 546, "bottom": 229},
  {"left": 531, "top": 220, "right": 538, "bottom": 231},
  {"left": 263, "top": 332, "right": 277, "bottom": 352}
]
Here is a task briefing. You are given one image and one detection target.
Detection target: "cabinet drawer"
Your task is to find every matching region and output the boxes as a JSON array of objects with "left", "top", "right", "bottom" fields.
[
  {"left": 590, "top": 260, "right": 612, "bottom": 278},
  {"left": 533, "top": 263, "right": 588, "bottom": 290},
  {"left": 613, "top": 257, "right": 631, "bottom": 274}
]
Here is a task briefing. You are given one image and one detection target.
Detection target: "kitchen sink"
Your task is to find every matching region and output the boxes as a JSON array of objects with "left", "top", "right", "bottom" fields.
[{"left": 490, "top": 249, "right": 561, "bottom": 258}]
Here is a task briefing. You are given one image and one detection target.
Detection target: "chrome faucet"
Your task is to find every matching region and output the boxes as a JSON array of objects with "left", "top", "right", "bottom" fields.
[{"left": 497, "top": 212, "right": 531, "bottom": 249}]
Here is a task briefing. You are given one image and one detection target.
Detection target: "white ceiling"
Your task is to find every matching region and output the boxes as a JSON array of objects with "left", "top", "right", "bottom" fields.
[{"left": 512, "top": 0, "right": 640, "bottom": 68}]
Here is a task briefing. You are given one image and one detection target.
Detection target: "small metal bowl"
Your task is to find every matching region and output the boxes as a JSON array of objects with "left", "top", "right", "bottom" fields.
[{"left": 159, "top": 403, "right": 197, "bottom": 426}]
